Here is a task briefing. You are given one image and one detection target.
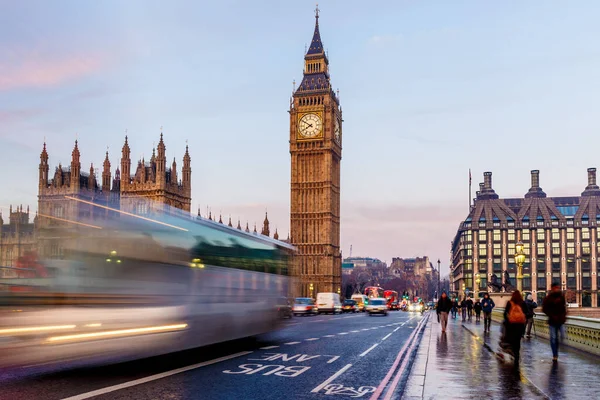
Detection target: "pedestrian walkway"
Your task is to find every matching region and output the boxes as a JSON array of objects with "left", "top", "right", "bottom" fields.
[{"left": 403, "top": 312, "right": 600, "bottom": 399}]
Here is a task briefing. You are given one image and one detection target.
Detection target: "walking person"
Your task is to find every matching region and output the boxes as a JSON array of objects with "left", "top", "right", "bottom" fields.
[
  {"left": 460, "top": 298, "right": 467, "bottom": 321},
  {"left": 481, "top": 293, "right": 495, "bottom": 332},
  {"left": 466, "top": 296, "right": 474, "bottom": 321},
  {"left": 542, "top": 282, "right": 567, "bottom": 362},
  {"left": 474, "top": 300, "right": 482, "bottom": 322},
  {"left": 524, "top": 294, "right": 538, "bottom": 338},
  {"left": 451, "top": 298, "right": 459, "bottom": 319},
  {"left": 436, "top": 292, "right": 452, "bottom": 333},
  {"left": 503, "top": 290, "right": 527, "bottom": 367}
]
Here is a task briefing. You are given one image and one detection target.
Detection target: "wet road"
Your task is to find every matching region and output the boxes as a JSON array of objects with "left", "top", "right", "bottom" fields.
[{"left": 0, "top": 311, "right": 428, "bottom": 400}]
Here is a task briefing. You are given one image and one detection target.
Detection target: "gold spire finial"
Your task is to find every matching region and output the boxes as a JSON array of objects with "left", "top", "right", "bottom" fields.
[{"left": 315, "top": 3, "right": 319, "bottom": 19}]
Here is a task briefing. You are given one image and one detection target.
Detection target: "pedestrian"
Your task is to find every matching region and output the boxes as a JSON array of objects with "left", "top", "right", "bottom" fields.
[
  {"left": 524, "top": 294, "right": 538, "bottom": 338},
  {"left": 474, "top": 300, "right": 482, "bottom": 322},
  {"left": 436, "top": 292, "right": 452, "bottom": 333},
  {"left": 503, "top": 290, "right": 527, "bottom": 366},
  {"left": 466, "top": 296, "right": 474, "bottom": 321},
  {"left": 460, "top": 298, "right": 467, "bottom": 321},
  {"left": 451, "top": 298, "right": 459, "bottom": 319},
  {"left": 542, "top": 282, "right": 567, "bottom": 362},
  {"left": 481, "top": 293, "right": 495, "bottom": 332}
]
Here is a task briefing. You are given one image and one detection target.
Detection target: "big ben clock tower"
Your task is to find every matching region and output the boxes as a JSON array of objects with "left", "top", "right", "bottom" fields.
[{"left": 290, "top": 6, "right": 342, "bottom": 297}]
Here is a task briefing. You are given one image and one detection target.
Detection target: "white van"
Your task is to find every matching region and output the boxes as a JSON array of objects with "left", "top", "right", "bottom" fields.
[
  {"left": 316, "top": 292, "right": 342, "bottom": 314},
  {"left": 351, "top": 294, "right": 368, "bottom": 312}
]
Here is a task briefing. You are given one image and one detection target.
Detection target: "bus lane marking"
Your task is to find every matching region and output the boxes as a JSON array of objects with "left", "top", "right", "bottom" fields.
[
  {"left": 359, "top": 344, "right": 378, "bottom": 357},
  {"left": 61, "top": 351, "right": 252, "bottom": 400},
  {"left": 225, "top": 352, "right": 340, "bottom": 378},
  {"left": 260, "top": 346, "right": 279, "bottom": 350},
  {"left": 311, "top": 363, "right": 353, "bottom": 393}
]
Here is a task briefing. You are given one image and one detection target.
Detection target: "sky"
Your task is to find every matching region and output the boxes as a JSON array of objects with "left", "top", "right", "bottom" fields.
[{"left": 2, "top": 0, "right": 600, "bottom": 273}]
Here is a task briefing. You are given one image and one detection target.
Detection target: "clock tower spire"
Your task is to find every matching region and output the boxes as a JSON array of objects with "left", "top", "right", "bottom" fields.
[{"left": 289, "top": 6, "right": 342, "bottom": 297}]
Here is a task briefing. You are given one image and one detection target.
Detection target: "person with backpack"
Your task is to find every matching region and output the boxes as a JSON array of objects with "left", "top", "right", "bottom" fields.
[
  {"left": 460, "top": 298, "right": 467, "bottom": 321},
  {"left": 524, "top": 294, "right": 538, "bottom": 338},
  {"left": 451, "top": 298, "right": 459, "bottom": 319},
  {"left": 503, "top": 290, "right": 527, "bottom": 366},
  {"left": 542, "top": 282, "right": 567, "bottom": 362},
  {"left": 481, "top": 293, "right": 495, "bottom": 332},
  {"left": 474, "top": 299, "right": 482, "bottom": 322}
]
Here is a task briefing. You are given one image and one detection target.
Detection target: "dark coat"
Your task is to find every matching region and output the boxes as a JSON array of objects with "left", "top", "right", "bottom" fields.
[
  {"left": 474, "top": 302, "right": 482, "bottom": 313},
  {"left": 437, "top": 296, "right": 453, "bottom": 313},
  {"left": 481, "top": 297, "right": 495, "bottom": 313},
  {"left": 524, "top": 299, "right": 538, "bottom": 319},
  {"left": 542, "top": 291, "right": 567, "bottom": 326}
]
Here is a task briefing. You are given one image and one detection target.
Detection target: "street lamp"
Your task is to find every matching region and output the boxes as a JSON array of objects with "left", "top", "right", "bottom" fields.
[
  {"left": 437, "top": 259, "right": 441, "bottom": 300},
  {"left": 515, "top": 241, "right": 526, "bottom": 292},
  {"left": 309, "top": 283, "right": 314, "bottom": 298},
  {"left": 475, "top": 273, "right": 481, "bottom": 293}
]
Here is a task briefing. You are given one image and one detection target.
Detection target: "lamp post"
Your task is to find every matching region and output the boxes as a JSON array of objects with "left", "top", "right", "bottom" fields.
[
  {"left": 515, "top": 241, "right": 525, "bottom": 292},
  {"left": 437, "top": 259, "right": 441, "bottom": 300},
  {"left": 475, "top": 273, "right": 481, "bottom": 294},
  {"left": 309, "top": 283, "right": 314, "bottom": 299}
]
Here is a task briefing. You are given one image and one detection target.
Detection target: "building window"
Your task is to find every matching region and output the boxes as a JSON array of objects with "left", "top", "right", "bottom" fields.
[
  {"left": 53, "top": 206, "right": 64, "bottom": 219},
  {"left": 508, "top": 230, "right": 515, "bottom": 242},
  {"left": 552, "top": 229, "right": 560, "bottom": 240},
  {"left": 493, "top": 243, "right": 501, "bottom": 256},
  {"left": 523, "top": 277, "right": 532, "bottom": 290},
  {"left": 508, "top": 243, "right": 515, "bottom": 256},
  {"left": 479, "top": 277, "right": 487, "bottom": 289},
  {"left": 552, "top": 244, "right": 560, "bottom": 255},
  {"left": 537, "top": 277, "right": 547, "bottom": 290},
  {"left": 479, "top": 231, "right": 487, "bottom": 242},
  {"left": 136, "top": 202, "right": 148, "bottom": 215},
  {"left": 493, "top": 261, "right": 502, "bottom": 272},
  {"left": 479, "top": 248, "right": 487, "bottom": 257},
  {"left": 566, "top": 244, "right": 575, "bottom": 255},
  {"left": 582, "top": 245, "right": 591, "bottom": 256},
  {"left": 582, "top": 292, "right": 592, "bottom": 307},
  {"left": 522, "top": 230, "right": 530, "bottom": 241},
  {"left": 493, "top": 231, "right": 501, "bottom": 242},
  {"left": 537, "top": 230, "right": 545, "bottom": 241},
  {"left": 582, "top": 276, "right": 591, "bottom": 290},
  {"left": 566, "top": 228, "right": 575, "bottom": 240},
  {"left": 582, "top": 228, "right": 590, "bottom": 240},
  {"left": 537, "top": 261, "right": 546, "bottom": 271},
  {"left": 567, "top": 276, "right": 576, "bottom": 289},
  {"left": 479, "top": 261, "right": 487, "bottom": 272},
  {"left": 537, "top": 242, "right": 545, "bottom": 255}
]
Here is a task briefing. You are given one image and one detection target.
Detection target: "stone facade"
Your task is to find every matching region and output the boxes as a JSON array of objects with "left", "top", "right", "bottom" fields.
[
  {"left": 36, "top": 134, "right": 191, "bottom": 259},
  {"left": 0, "top": 206, "right": 36, "bottom": 276},
  {"left": 289, "top": 8, "right": 342, "bottom": 297},
  {"left": 451, "top": 169, "right": 600, "bottom": 308}
]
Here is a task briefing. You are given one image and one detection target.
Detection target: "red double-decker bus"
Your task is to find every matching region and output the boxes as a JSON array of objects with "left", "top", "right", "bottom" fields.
[
  {"left": 384, "top": 290, "right": 398, "bottom": 310},
  {"left": 364, "top": 286, "right": 384, "bottom": 299}
]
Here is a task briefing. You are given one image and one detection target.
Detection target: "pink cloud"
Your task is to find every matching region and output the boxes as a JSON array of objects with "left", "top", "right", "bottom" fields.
[{"left": 0, "top": 51, "right": 105, "bottom": 91}]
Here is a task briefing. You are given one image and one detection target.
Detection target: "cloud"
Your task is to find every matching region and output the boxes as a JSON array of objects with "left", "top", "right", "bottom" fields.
[
  {"left": 0, "top": 108, "right": 45, "bottom": 124},
  {"left": 0, "top": 50, "right": 106, "bottom": 91}
]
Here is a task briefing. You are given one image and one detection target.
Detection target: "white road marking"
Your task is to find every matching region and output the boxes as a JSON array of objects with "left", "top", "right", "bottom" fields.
[
  {"left": 381, "top": 332, "right": 393, "bottom": 341},
  {"left": 393, "top": 327, "right": 400, "bottom": 332},
  {"left": 323, "top": 334, "right": 335, "bottom": 338},
  {"left": 361, "top": 328, "right": 369, "bottom": 331},
  {"left": 60, "top": 351, "right": 252, "bottom": 400},
  {"left": 284, "top": 341, "right": 301, "bottom": 345},
  {"left": 351, "top": 330, "right": 359, "bottom": 333},
  {"left": 327, "top": 356, "right": 340, "bottom": 363},
  {"left": 360, "top": 343, "right": 379, "bottom": 357},
  {"left": 338, "top": 332, "right": 349, "bottom": 335},
  {"left": 305, "top": 338, "right": 319, "bottom": 341},
  {"left": 260, "top": 346, "right": 279, "bottom": 350},
  {"left": 311, "top": 363, "right": 353, "bottom": 393}
]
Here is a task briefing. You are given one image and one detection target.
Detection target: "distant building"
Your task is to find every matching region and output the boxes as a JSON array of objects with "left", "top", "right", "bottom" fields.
[
  {"left": 451, "top": 169, "right": 600, "bottom": 307},
  {"left": 344, "top": 257, "right": 387, "bottom": 270},
  {"left": 0, "top": 206, "right": 36, "bottom": 277}
]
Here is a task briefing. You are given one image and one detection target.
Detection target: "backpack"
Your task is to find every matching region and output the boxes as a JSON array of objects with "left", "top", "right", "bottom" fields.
[{"left": 507, "top": 301, "right": 526, "bottom": 324}]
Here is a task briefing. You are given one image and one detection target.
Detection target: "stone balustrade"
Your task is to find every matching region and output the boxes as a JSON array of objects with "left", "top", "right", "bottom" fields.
[{"left": 492, "top": 309, "right": 600, "bottom": 356}]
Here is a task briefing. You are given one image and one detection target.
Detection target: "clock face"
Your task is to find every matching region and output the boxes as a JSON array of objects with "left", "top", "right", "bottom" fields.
[
  {"left": 298, "top": 113, "right": 322, "bottom": 138},
  {"left": 334, "top": 119, "right": 341, "bottom": 143}
]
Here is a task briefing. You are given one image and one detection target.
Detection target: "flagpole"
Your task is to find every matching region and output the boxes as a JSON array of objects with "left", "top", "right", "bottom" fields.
[{"left": 468, "top": 168, "right": 472, "bottom": 213}]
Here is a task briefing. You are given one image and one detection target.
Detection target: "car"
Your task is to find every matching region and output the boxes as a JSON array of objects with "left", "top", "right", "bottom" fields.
[
  {"left": 390, "top": 301, "right": 399, "bottom": 311},
  {"left": 275, "top": 297, "right": 293, "bottom": 319},
  {"left": 342, "top": 299, "right": 358, "bottom": 313},
  {"left": 293, "top": 297, "right": 317, "bottom": 316},
  {"left": 366, "top": 298, "right": 388, "bottom": 316},
  {"left": 316, "top": 292, "right": 342, "bottom": 314},
  {"left": 408, "top": 302, "right": 424, "bottom": 313},
  {"left": 351, "top": 294, "right": 368, "bottom": 312}
]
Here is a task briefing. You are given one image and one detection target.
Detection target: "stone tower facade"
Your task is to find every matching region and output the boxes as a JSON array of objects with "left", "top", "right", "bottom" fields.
[
  {"left": 289, "top": 7, "right": 342, "bottom": 297},
  {"left": 36, "top": 134, "right": 191, "bottom": 258}
]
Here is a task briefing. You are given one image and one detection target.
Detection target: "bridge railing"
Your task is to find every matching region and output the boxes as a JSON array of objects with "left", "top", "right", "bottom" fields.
[{"left": 491, "top": 308, "right": 600, "bottom": 356}]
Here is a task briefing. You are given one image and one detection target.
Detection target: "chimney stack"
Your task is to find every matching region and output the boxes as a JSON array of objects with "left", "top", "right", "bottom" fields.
[
  {"left": 483, "top": 172, "right": 492, "bottom": 190},
  {"left": 588, "top": 168, "right": 597, "bottom": 187},
  {"left": 479, "top": 182, "right": 484, "bottom": 191},
  {"left": 531, "top": 170, "right": 539, "bottom": 188}
]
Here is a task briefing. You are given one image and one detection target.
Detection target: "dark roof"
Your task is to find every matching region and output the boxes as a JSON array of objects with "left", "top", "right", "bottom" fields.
[
  {"left": 297, "top": 72, "right": 330, "bottom": 91},
  {"left": 306, "top": 17, "right": 323, "bottom": 55}
]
